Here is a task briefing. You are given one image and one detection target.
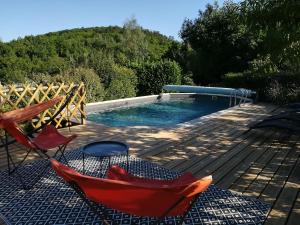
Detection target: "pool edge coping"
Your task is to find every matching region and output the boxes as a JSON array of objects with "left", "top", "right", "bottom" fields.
[{"left": 85, "top": 93, "right": 252, "bottom": 129}]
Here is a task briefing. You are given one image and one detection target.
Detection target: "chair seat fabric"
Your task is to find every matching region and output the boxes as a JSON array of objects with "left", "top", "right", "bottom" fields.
[
  {"left": 51, "top": 159, "right": 212, "bottom": 217},
  {"left": 0, "top": 96, "right": 77, "bottom": 190},
  {"left": 107, "top": 164, "right": 196, "bottom": 187},
  {"left": 33, "top": 125, "right": 77, "bottom": 150}
]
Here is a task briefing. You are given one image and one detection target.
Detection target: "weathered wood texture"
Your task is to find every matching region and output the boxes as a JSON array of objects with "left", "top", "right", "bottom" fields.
[{"left": 0, "top": 103, "right": 298, "bottom": 225}]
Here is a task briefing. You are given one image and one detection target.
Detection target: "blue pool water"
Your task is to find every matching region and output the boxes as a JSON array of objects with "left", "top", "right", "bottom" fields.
[{"left": 88, "top": 96, "right": 229, "bottom": 127}]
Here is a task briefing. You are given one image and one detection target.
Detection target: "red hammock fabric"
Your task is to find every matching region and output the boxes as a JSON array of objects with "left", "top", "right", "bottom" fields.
[
  {"left": 2, "top": 119, "right": 77, "bottom": 150},
  {"left": 51, "top": 159, "right": 212, "bottom": 217},
  {"left": 0, "top": 96, "right": 63, "bottom": 128}
]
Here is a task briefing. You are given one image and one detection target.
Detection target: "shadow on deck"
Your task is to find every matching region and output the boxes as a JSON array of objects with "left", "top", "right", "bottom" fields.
[{"left": 0, "top": 103, "right": 299, "bottom": 225}]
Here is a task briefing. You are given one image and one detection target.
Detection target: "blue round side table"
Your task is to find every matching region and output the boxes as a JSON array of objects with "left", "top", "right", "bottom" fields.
[{"left": 82, "top": 141, "right": 129, "bottom": 173}]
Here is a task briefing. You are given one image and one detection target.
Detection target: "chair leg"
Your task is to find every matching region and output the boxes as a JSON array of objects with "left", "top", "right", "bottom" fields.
[
  {"left": 6, "top": 144, "right": 50, "bottom": 190},
  {"left": 54, "top": 145, "right": 70, "bottom": 166},
  {"left": 70, "top": 183, "right": 112, "bottom": 225},
  {"left": 154, "top": 197, "right": 185, "bottom": 225},
  {"left": 6, "top": 152, "right": 30, "bottom": 190},
  {"left": 155, "top": 194, "right": 200, "bottom": 225},
  {"left": 6, "top": 148, "right": 50, "bottom": 190},
  {"left": 126, "top": 152, "right": 129, "bottom": 171},
  {"left": 178, "top": 195, "right": 201, "bottom": 225},
  {"left": 9, "top": 148, "right": 32, "bottom": 175},
  {"left": 3, "top": 132, "right": 31, "bottom": 189},
  {"left": 4, "top": 133, "right": 11, "bottom": 174}
]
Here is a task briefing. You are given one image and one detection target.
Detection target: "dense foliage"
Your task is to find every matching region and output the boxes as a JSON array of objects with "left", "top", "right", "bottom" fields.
[
  {"left": 0, "top": 24, "right": 181, "bottom": 102},
  {"left": 179, "top": 0, "right": 300, "bottom": 103},
  {"left": 0, "top": 0, "right": 299, "bottom": 104},
  {"left": 180, "top": 2, "right": 260, "bottom": 84},
  {"left": 132, "top": 60, "right": 182, "bottom": 95}
]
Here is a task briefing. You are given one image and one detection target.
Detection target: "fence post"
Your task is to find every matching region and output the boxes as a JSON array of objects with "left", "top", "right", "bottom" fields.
[{"left": 80, "top": 83, "right": 86, "bottom": 125}]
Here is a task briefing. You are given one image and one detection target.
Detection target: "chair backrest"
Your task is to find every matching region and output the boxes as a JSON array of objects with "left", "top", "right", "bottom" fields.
[
  {"left": 32, "top": 85, "right": 79, "bottom": 134},
  {"left": 0, "top": 119, "right": 36, "bottom": 149},
  {"left": 51, "top": 159, "right": 212, "bottom": 217},
  {"left": 0, "top": 96, "right": 63, "bottom": 128}
]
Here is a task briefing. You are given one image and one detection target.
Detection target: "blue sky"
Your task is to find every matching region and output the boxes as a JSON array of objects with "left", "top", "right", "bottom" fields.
[{"left": 0, "top": 0, "right": 231, "bottom": 42}]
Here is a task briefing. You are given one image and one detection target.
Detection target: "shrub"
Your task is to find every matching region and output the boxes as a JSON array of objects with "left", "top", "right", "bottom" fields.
[
  {"left": 266, "top": 80, "right": 299, "bottom": 105},
  {"left": 63, "top": 68, "right": 105, "bottom": 102},
  {"left": 247, "top": 55, "right": 279, "bottom": 75},
  {"left": 31, "top": 67, "right": 105, "bottom": 102},
  {"left": 222, "top": 71, "right": 300, "bottom": 104},
  {"left": 132, "top": 60, "right": 182, "bottom": 95},
  {"left": 181, "top": 71, "right": 195, "bottom": 85},
  {"left": 105, "top": 65, "right": 137, "bottom": 100}
]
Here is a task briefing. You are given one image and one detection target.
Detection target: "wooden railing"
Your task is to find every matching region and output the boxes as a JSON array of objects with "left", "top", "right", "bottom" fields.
[{"left": 0, "top": 82, "right": 86, "bottom": 128}]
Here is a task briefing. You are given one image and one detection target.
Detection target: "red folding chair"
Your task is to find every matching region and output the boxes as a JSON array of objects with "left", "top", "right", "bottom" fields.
[
  {"left": 0, "top": 87, "right": 79, "bottom": 189},
  {"left": 2, "top": 119, "right": 77, "bottom": 189},
  {"left": 51, "top": 159, "right": 212, "bottom": 225}
]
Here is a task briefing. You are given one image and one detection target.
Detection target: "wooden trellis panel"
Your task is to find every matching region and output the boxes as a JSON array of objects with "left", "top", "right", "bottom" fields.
[{"left": 0, "top": 82, "right": 86, "bottom": 129}]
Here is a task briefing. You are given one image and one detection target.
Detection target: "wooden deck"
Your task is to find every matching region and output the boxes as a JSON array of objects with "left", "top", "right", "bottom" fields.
[{"left": 0, "top": 103, "right": 299, "bottom": 225}]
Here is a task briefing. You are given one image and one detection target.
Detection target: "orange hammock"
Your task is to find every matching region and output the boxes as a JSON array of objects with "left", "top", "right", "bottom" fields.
[
  {"left": 0, "top": 96, "right": 63, "bottom": 128},
  {"left": 51, "top": 159, "right": 212, "bottom": 222}
]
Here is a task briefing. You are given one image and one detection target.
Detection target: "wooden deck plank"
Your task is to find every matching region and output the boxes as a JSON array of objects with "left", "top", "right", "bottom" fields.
[
  {"left": 0, "top": 102, "right": 297, "bottom": 225},
  {"left": 264, "top": 154, "right": 300, "bottom": 225},
  {"left": 166, "top": 127, "right": 246, "bottom": 172},
  {"left": 213, "top": 130, "right": 276, "bottom": 186},
  {"left": 153, "top": 123, "right": 240, "bottom": 169},
  {"left": 166, "top": 128, "right": 242, "bottom": 171},
  {"left": 286, "top": 191, "right": 300, "bottom": 225},
  {"left": 189, "top": 131, "right": 261, "bottom": 176},
  {"left": 242, "top": 135, "right": 297, "bottom": 198},
  {"left": 216, "top": 131, "right": 276, "bottom": 189},
  {"left": 258, "top": 136, "right": 300, "bottom": 204},
  {"left": 138, "top": 121, "right": 220, "bottom": 158},
  {"left": 229, "top": 133, "right": 285, "bottom": 192}
]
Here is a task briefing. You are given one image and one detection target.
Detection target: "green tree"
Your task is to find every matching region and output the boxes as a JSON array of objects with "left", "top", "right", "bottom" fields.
[
  {"left": 32, "top": 68, "right": 105, "bottom": 102},
  {"left": 63, "top": 68, "right": 105, "bottom": 102},
  {"left": 241, "top": 0, "right": 300, "bottom": 72},
  {"left": 0, "top": 26, "right": 175, "bottom": 85},
  {"left": 105, "top": 65, "right": 137, "bottom": 100},
  {"left": 121, "top": 16, "right": 149, "bottom": 63},
  {"left": 133, "top": 60, "right": 182, "bottom": 95},
  {"left": 180, "top": 1, "right": 261, "bottom": 84}
]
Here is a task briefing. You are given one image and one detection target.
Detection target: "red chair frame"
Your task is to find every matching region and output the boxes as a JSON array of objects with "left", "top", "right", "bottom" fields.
[
  {"left": 2, "top": 120, "right": 76, "bottom": 190},
  {"left": 0, "top": 86, "right": 79, "bottom": 189},
  {"left": 51, "top": 159, "right": 212, "bottom": 225}
]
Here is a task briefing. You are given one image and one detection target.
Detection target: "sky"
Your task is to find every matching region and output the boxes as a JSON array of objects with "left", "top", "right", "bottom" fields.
[{"left": 0, "top": 0, "right": 231, "bottom": 42}]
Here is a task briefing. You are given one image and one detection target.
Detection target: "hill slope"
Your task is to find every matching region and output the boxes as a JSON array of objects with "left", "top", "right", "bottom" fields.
[{"left": 0, "top": 26, "right": 176, "bottom": 83}]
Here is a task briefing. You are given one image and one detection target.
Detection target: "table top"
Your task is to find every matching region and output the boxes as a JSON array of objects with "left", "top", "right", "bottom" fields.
[{"left": 82, "top": 141, "right": 129, "bottom": 157}]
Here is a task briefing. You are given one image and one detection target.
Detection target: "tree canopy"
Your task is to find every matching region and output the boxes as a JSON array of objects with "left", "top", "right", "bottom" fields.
[
  {"left": 178, "top": 0, "right": 299, "bottom": 103},
  {"left": 0, "top": 1, "right": 299, "bottom": 104},
  {"left": 0, "top": 24, "right": 182, "bottom": 102}
]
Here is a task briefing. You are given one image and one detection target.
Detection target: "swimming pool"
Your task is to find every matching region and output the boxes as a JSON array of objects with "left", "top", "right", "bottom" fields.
[{"left": 88, "top": 95, "right": 230, "bottom": 127}]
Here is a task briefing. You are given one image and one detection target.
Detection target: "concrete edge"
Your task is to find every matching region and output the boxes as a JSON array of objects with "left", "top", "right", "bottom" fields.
[{"left": 86, "top": 93, "right": 252, "bottom": 113}]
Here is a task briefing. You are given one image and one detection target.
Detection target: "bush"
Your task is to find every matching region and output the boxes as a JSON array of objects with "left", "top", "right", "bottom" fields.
[
  {"left": 181, "top": 71, "right": 195, "bottom": 85},
  {"left": 132, "top": 60, "right": 182, "bottom": 95},
  {"left": 105, "top": 65, "right": 137, "bottom": 100},
  {"left": 31, "top": 67, "right": 105, "bottom": 102},
  {"left": 62, "top": 68, "right": 105, "bottom": 102},
  {"left": 222, "top": 71, "right": 300, "bottom": 104},
  {"left": 266, "top": 80, "right": 299, "bottom": 105},
  {"left": 247, "top": 55, "right": 279, "bottom": 75}
]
